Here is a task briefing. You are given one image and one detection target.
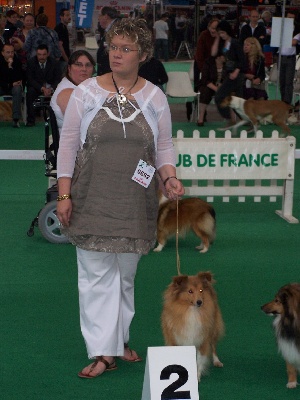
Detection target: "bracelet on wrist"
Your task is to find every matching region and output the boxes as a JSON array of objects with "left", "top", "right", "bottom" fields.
[
  {"left": 57, "top": 194, "right": 71, "bottom": 201},
  {"left": 163, "top": 176, "right": 178, "bottom": 186}
]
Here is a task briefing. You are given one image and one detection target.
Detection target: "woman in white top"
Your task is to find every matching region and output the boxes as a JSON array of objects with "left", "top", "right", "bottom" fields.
[
  {"left": 56, "top": 18, "right": 184, "bottom": 379},
  {"left": 50, "top": 50, "right": 95, "bottom": 131}
]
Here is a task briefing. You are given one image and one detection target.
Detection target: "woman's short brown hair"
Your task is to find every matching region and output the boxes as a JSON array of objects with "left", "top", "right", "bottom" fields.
[{"left": 105, "top": 18, "right": 153, "bottom": 63}]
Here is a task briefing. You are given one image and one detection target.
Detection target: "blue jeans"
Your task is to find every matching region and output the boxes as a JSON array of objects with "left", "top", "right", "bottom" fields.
[
  {"left": 155, "top": 39, "right": 169, "bottom": 62},
  {"left": 0, "top": 85, "right": 22, "bottom": 120}
]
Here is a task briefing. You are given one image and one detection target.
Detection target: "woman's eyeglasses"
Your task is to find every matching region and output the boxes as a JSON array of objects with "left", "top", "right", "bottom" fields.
[
  {"left": 108, "top": 44, "right": 139, "bottom": 54},
  {"left": 73, "top": 62, "right": 94, "bottom": 68}
]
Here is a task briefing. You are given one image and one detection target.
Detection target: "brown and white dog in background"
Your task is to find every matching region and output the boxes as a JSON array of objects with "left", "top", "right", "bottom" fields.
[
  {"left": 161, "top": 272, "right": 224, "bottom": 381},
  {"left": 220, "top": 96, "right": 292, "bottom": 135},
  {"left": 153, "top": 192, "right": 216, "bottom": 253},
  {"left": 0, "top": 101, "right": 12, "bottom": 121},
  {"left": 261, "top": 283, "right": 300, "bottom": 388}
]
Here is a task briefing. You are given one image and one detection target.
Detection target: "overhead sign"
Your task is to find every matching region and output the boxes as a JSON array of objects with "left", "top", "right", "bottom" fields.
[{"left": 75, "top": 0, "right": 95, "bottom": 28}]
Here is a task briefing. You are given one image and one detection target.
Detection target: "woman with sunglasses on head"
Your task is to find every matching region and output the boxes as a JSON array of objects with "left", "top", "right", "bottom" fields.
[
  {"left": 50, "top": 50, "right": 95, "bottom": 132},
  {"left": 56, "top": 18, "right": 184, "bottom": 379}
]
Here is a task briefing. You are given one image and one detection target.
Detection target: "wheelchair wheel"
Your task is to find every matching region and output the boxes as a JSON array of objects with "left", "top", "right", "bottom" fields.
[{"left": 38, "top": 200, "right": 69, "bottom": 244}]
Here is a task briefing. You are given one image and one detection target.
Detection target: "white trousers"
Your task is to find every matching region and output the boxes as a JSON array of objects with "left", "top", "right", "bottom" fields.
[{"left": 76, "top": 248, "right": 141, "bottom": 359}]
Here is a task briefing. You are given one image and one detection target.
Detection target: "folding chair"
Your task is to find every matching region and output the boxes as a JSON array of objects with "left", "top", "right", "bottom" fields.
[{"left": 165, "top": 71, "right": 199, "bottom": 121}]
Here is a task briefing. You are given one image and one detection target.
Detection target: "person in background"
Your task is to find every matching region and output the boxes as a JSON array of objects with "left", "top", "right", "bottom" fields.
[
  {"left": 278, "top": 11, "right": 300, "bottom": 105},
  {"left": 243, "top": 37, "right": 267, "bottom": 100},
  {"left": 55, "top": 8, "right": 71, "bottom": 77},
  {"left": 26, "top": 44, "right": 61, "bottom": 127},
  {"left": 174, "top": 12, "right": 186, "bottom": 54},
  {"left": 0, "top": 14, "right": 6, "bottom": 51},
  {"left": 239, "top": 9, "right": 266, "bottom": 48},
  {"left": 212, "top": 20, "right": 246, "bottom": 127},
  {"left": 97, "top": 6, "right": 118, "bottom": 76},
  {"left": 23, "top": 13, "right": 61, "bottom": 60},
  {"left": 56, "top": 18, "right": 184, "bottom": 379},
  {"left": 3, "top": 10, "right": 18, "bottom": 43},
  {"left": 51, "top": 50, "right": 95, "bottom": 131},
  {"left": 11, "top": 13, "right": 35, "bottom": 86},
  {"left": 259, "top": 10, "right": 272, "bottom": 45},
  {"left": 138, "top": 56, "right": 168, "bottom": 92},
  {"left": 189, "top": 18, "right": 219, "bottom": 120},
  {"left": 0, "top": 43, "right": 23, "bottom": 127},
  {"left": 153, "top": 13, "right": 169, "bottom": 62},
  {"left": 196, "top": 54, "right": 225, "bottom": 126}
]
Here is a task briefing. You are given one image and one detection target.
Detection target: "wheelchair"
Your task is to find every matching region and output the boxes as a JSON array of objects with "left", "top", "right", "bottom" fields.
[{"left": 27, "top": 97, "right": 69, "bottom": 244}]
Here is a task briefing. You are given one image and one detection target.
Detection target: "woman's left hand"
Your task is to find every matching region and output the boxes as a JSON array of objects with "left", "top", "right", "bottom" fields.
[
  {"left": 165, "top": 177, "right": 185, "bottom": 200},
  {"left": 229, "top": 69, "right": 239, "bottom": 80}
]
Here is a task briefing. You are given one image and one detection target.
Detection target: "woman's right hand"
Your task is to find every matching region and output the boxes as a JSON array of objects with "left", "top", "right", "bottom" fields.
[{"left": 57, "top": 199, "right": 72, "bottom": 227}]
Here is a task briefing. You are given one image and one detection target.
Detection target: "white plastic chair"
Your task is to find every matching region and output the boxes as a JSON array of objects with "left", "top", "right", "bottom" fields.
[
  {"left": 85, "top": 36, "right": 98, "bottom": 50},
  {"left": 165, "top": 71, "right": 199, "bottom": 121}
]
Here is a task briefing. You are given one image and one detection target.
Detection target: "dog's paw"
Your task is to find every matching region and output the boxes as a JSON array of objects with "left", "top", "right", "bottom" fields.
[
  {"left": 286, "top": 381, "right": 298, "bottom": 389},
  {"left": 153, "top": 243, "right": 163, "bottom": 252},
  {"left": 199, "top": 247, "right": 208, "bottom": 253},
  {"left": 213, "top": 360, "right": 223, "bottom": 368},
  {"left": 213, "top": 354, "right": 223, "bottom": 368}
]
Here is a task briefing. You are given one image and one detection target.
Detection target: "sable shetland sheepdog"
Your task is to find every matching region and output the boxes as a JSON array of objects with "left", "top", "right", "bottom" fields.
[
  {"left": 153, "top": 194, "right": 216, "bottom": 253},
  {"left": 261, "top": 283, "right": 300, "bottom": 388},
  {"left": 161, "top": 272, "right": 224, "bottom": 381}
]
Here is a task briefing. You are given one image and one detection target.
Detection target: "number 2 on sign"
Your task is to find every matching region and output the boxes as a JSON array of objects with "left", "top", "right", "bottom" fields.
[{"left": 160, "top": 364, "right": 191, "bottom": 399}]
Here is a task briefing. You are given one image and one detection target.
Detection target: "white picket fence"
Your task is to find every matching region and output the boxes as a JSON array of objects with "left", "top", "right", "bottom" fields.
[
  {"left": 173, "top": 130, "right": 299, "bottom": 223},
  {"left": 0, "top": 130, "right": 299, "bottom": 223}
]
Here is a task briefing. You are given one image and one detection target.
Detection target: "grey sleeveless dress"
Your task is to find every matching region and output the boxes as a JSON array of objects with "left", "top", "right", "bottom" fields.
[{"left": 63, "top": 97, "right": 159, "bottom": 255}]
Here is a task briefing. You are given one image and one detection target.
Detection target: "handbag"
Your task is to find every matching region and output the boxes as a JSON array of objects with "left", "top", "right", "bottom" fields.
[
  {"left": 252, "top": 81, "right": 266, "bottom": 91},
  {"left": 268, "top": 63, "right": 278, "bottom": 83}
]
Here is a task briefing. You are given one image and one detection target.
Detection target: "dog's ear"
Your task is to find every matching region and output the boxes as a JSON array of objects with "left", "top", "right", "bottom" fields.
[
  {"left": 197, "top": 271, "right": 215, "bottom": 285},
  {"left": 173, "top": 275, "right": 188, "bottom": 286}
]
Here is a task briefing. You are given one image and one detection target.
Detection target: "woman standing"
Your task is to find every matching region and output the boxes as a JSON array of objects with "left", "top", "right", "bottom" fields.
[
  {"left": 51, "top": 50, "right": 95, "bottom": 131},
  {"left": 243, "top": 37, "right": 267, "bottom": 100},
  {"left": 212, "top": 20, "right": 246, "bottom": 126},
  {"left": 56, "top": 18, "right": 184, "bottom": 378},
  {"left": 11, "top": 13, "right": 35, "bottom": 85}
]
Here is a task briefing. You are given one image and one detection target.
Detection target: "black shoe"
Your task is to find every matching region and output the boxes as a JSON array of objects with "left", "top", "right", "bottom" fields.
[
  {"left": 12, "top": 120, "right": 20, "bottom": 128},
  {"left": 26, "top": 122, "right": 35, "bottom": 127}
]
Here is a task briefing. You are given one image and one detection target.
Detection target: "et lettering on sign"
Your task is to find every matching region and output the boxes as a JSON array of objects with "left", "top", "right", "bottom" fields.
[{"left": 77, "top": 0, "right": 88, "bottom": 25}]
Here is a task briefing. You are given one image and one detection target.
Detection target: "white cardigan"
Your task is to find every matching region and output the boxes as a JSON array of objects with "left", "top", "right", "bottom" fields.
[{"left": 57, "top": 77, "right": 176, "bottom": 178}]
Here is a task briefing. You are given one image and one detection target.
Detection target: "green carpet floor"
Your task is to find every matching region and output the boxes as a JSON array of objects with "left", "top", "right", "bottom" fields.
[{"left": 0, "top": 83, "right": 300, "bottom": 399}]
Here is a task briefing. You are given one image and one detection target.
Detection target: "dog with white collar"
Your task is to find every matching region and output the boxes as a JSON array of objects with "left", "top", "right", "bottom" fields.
[{"left": 219, "top": 96, "right": 291, "bottom": 135}]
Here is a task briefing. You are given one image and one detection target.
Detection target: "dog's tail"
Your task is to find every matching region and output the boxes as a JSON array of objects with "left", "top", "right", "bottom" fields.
[{"left": 202, "top": 208, "right": 216, "bottom": 244}]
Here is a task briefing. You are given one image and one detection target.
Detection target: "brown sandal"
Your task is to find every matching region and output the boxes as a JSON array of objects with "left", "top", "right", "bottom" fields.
[
  {"left": 78, "top": 356, "right": 117, "bottom": 379},
  {"left": 119, "top": 343, "right": 142, "bottom": 362}
]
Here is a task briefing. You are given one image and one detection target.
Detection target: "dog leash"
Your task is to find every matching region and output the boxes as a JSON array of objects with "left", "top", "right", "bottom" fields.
[{"left": 175, "top": 195, "right": 181, "bottom": 276}]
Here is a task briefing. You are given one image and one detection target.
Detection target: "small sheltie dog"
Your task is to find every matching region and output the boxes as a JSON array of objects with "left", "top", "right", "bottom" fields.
[
  {"left": 261, "top": 283, "right": 300, "bottom": 388},
  {"left": 153, "top": 194, "right": 216, "bottom": 253},
  {"left": 161, "top": 272, "right": 224, "bottom": 381}
]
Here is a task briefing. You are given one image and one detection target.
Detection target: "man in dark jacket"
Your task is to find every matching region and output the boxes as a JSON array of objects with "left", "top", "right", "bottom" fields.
[
  {"left": 97, "top": 6, "right": 119, "bottom": 76},
  {"left": 0, "top": 43, "right": 23, "bottom": 127},
  {"left": 54, "top": 8, "right": 71, "bottom": 77},
  {"left": 26, "top": 44, "right": 60, "bottom": 126},
  {"left": 239, "top": 9, "right": 266, "bottom": 48}
]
